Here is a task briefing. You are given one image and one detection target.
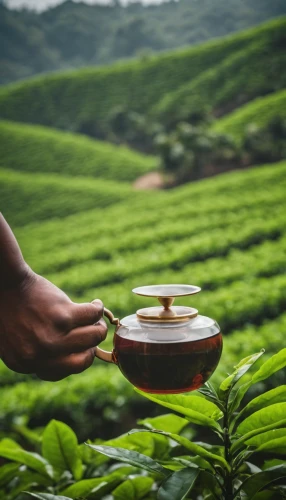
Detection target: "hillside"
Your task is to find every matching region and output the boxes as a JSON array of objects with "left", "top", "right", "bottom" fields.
[
  {"left": 0, "top": 18, "right": 284, "bottom": 139},
  {"left": 1, "top": 0, "right": 286, "bottom": 85},
  {"left": 1, "top": 160, "right": 285, "bottom": 435},
  {"left": 0, "top": 167, "right": 134, "bottom": 226},
  {"left": 212, "top": 89, "right": 286, "bottom": 141},
  {"left": 151, "top": 34, "right": 286, "bottom": 125},
  {"left": 0, "top": 120, "right": 157, "bottom": 181}
]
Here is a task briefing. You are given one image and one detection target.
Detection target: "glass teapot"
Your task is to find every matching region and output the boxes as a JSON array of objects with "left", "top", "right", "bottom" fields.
[{"left": 95, "top": 285, "right": 222, "bottom": 394}]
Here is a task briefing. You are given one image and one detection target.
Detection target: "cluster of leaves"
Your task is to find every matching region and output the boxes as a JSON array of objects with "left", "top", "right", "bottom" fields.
[
  {"left": 0, "top": 348, "right": 285, "bottom": 499},
  {"left": 84, "top": 348, "right": 286, "bottom": 500}
]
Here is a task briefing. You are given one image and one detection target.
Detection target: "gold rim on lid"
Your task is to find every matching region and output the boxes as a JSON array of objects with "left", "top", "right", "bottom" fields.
[{"left": 132, "top": 284, "right": 201, "bottom": 322}]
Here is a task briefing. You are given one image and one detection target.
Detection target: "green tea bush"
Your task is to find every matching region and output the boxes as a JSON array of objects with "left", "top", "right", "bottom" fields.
[
  {"left": 0, "top": 121, "right": 157, "bottom": 182},
  {"left": 152, "top": 34, "right": 286, "bottom": 126},
  {"left": 213, "top": 89, "right": 286, "bottom": 142},
  {"left": 0, "top": 168, "right": 132, "bottom": 226},
  {"left": 0, "top": 349, "right": 285, "bottom": 499},
  {"left": 0, "top": 18, "right": 283, "bottom": 136}
]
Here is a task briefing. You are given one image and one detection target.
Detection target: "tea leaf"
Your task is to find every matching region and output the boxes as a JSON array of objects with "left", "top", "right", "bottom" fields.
[
  {"left": 134, "top": 390, "right": 222, "bottom": 429},
  {"left": 238, "top": 386, "right": 286, "bottom": 421},
  {"left": 0, "top": 444, "right": 53, "bottom": 478},
  {"left": 87, "top": 444, "right": 169, "bottom": 477},
  {"left": 237, "top": 464, "right": 286, "bottom": 498},
  {"left": 61, "top": 475, "right": 121, "bottom": 499},
  {"left": 173, "top": 456, "right": 214, "bottom": 472},
  {"left": 251, "top": 348, "right": 286, "bottom": 384},
  {"left": 157, "top": 467, "right": 199, "bottom": 500},
  {"left": 42, "top": 420, "right": 82, "bottom": 480},
  {"left": 231, "top": 419, "right": 286, "bottom": 454},
  {"left": 219, "top": 351, "right": 264, "bottom": 395},
  {"left": 0, "top": 463, "right": 20, "bottom": 487},
  {"left": 138, "top": 414, "right": 189, "bottom": 434},
  {"left": 246, "top": 429, "right": 286, "bottom": 448},
  {"left": 256, "top": 437, "right": 286, "bottom": 454},
  {"left": 237, "top": 403, "right": 286, "bottom": 436},
  {"left": 112, "top": 476, "right": 154, "bottom": 500},
  {"left": 24, "top": 494, "right": 72, "bottom": 500},
  {"left": 129, "top": 429, "right": 229, "bottom": 470}
]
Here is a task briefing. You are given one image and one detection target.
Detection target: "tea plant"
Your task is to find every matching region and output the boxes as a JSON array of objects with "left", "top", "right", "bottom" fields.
[
  {"left": 1, "top": 348, "right": 285, "bottom": 499},
  {"left": 89, "top": 348, "right": 286, "bottom": 500}
]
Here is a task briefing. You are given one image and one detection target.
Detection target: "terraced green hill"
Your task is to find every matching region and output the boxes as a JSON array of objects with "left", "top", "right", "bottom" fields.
[
  {"left": 0, "top": 18, "right": 284, "bottom": 136},
  {"left": 0, "top": 167, "right": 133, "bottom": 226},
  {"left": 212, "top": 88, "right": 286, "bottom": 141},
  {"left": 0, "top": 120, "right": 157, "bottom": 181},
  {"left": 152, "top": 32, "right": 286, "bottom": 125}
]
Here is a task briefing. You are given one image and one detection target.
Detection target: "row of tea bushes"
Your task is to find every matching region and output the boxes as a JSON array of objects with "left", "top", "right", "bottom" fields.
[
  {"left": 0, "top": 18, "right": 283, "bottom": 134},
  {"left": 0, "top": 120, "right": 157, "bottom": 182},
  {"left": 152, "top": 34, "right": 286, "bottom": 125},
  {"left": 1, "top": 311, "right": 285, "bottom": 440},
  {"left": 0, "top": 168, "right": 132, "bottom": 226},
  {"left": 15, "top": 160, "right": 286, "bottom": 274},
  {"left": 213, "top": 88, "right": 286, "bottom": 141},
  {"left": 46, "top": 209, "right": 285, "bottom": 294},
  {"left": 21, "top": 186, "right": 285, "bottom": 275}
]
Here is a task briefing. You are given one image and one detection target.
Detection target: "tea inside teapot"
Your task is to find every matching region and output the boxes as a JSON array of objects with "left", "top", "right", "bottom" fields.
[{"left": 95, "top": 284, "right": 223, "bottom": 394}]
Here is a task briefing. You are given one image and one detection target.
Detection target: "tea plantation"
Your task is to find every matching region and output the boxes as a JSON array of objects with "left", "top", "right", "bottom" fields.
[
  {"left": 0, "top": 17, "right": 284, "bottom": 136},
  {"left": 0, "top": 16, "right": 285, "bottom": 495},
  {"left": 1, "top": 160, "right": 285, "bottom": 439}
]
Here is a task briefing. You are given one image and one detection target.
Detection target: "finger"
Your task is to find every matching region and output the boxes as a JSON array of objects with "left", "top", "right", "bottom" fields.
[
  {"left": 35, "top": 349, "right": 95, "bottom": 381},
  {"left": 64, "top": 319, "right": 108, "bottom": 354},
  {"left": 70, "top": 299, "right": 104, "bottom": 328}
]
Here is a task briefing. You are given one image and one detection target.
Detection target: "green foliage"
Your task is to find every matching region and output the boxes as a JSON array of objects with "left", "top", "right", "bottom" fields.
[
  {"left": 213, "top": 89, "right": 286, "bottom": 142},
  {"left": 92, "top": 348, "right": 286, "bottom": 500},
  {"left": 1, "top": 1, "right": 285, "bottom": 85},
  {"left": 152, "top": 30, "right": 286, "bottom": 126},
  {"left": 0, "top": 120, "right": 157, "bottom": 182},
  {"left": 0, "top": 167, "right": 133, "bottom": 226},
  {"left": 1, "top": 162, "right": 285, "bottom": 440},
  {"left": 0, "top": 18, "right": 284, "bottom": 137}
]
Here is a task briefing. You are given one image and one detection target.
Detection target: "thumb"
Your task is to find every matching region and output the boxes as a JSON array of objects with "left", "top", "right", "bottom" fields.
[{"left": 71, "top": 299, "right": 104, "bottom": 327}]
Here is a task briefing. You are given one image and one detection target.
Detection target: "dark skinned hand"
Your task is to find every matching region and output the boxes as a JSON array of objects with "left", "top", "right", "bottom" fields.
[{"left": 0, "top": 213, "right": 107, "bottom": 381}]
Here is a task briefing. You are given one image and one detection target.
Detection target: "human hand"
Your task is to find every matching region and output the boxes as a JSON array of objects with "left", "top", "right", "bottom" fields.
[{"left": 0, "top": 269, "right": 107, "bottom": 381}]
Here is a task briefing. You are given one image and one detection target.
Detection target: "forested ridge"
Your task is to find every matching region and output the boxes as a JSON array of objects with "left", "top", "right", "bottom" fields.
[{"left": 1, "top": 0, "right": 286, "bottom": 84}]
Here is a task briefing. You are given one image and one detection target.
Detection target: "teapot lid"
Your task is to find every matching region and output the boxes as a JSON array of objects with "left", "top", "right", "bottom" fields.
[{"left": 132, "top": 284, "right": 201, "bottom": 323}]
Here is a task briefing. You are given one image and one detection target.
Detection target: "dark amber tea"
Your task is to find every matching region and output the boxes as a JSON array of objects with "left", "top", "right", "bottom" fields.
[{"left": 113, "top": 331, "right": 223, "bottom": 393}]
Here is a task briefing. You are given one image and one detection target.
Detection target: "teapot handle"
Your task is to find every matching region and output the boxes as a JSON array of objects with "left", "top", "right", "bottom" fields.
[{"left": 94, "top": 307, "right": 120, "bottom": 364}]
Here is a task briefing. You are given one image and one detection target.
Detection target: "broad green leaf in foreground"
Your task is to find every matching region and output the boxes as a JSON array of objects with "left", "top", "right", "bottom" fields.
[
  {"left": 0, "top": 444, "right": 53, "bottom": 478},
  {"left": 237, "top": 402, "right": 286, "bottom": 435},
  {"left": 231, "top": 419, "right": 286, "bottom": 454},
  {"left": 158, "top": 467, "right": 199, "bottom": 500},
  {"left": 42, "top": 420, "right": 82, "bottom": 480},
  {"left": 61, "top": 475, "right": 121, "bottom": 499},
  {"left": 138, "top": 414, "right": 189, "bottom": 434},
  {"left": 129, "top": 429, "right": 229, "bottom": 470},
  {"left": 246, "top": 429, "right": 286, "bottom": 448},
  {"left": 237, "top": 464, "right": 286, "bottom": 498},
  {"left": 219, "top": 351, "right": 264, "bottom": 395},
  {"left": 87, "top": 444, "right": 169, "bottom": 477},
  {"left": 135, "top": 390, "right": 222, "bottom": 429},
  {"left": 251, "top": 348, "right": 286, "bottom": 384},
  {"left": 237, "top": 386, "right": 286, "bottom": 421},
  {"left": 112, "top": 476, "right": 154, "bottom": 500},
  {"left": 256, "top": 437, "right": 286, "bottom": 455}
]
